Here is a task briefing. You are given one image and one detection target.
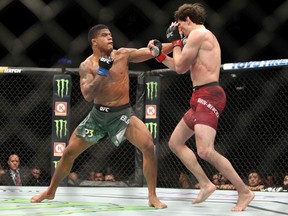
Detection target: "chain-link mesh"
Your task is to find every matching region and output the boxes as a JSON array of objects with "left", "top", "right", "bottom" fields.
[
  {"left": 0, "top": 70, "right": 139, "bottom": 185},
  {"left": 0, "top": 65, "right": 287, "bottom": 188},
  {"left": 0, "top": 1, "right": 287, "bottom": 68},
  {"left": 0, "top": 71, "right": 54, "bottom": 183}
]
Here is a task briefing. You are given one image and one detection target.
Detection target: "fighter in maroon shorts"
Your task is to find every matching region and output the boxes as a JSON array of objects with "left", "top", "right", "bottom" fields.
[{"left": 148, "top": 3, "right": 254, "bottom": 211}]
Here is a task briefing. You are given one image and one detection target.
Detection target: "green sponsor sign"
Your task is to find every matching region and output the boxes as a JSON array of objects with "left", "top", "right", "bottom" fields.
[
  {"left": 54, "top": 119, "right": 68, "bottom": 139},
  {"left": 146, "top": 81, "right": 158, "bottom": 100},
  {"left": 145, "top": 77, "right": 160, "bottom": 145},
  {"left": 52, "top": 74, "right": 71, "bottom": 177},
  {"left": 56, "top": 78, "right": 70, "bottom": 98},
  {"left": 145, "top": 122, "right": 157, "bottom": 139}
]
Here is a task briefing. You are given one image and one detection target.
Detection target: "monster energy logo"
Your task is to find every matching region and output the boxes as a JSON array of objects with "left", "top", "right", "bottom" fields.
[
  {"left": 145, "top": 122, "right": 158, "bottom": 139},
  {"left": 53, "top": 160, "right": 60, "bottom": 168},
  {"left": 54, "top": 119, "right": 68, "bottom": 138},
  {"left": 146, "top": 81, "right": 158, "bottom": 100},
  {"left": 56, "top": 79, "right": 69, "bottom": 98}
]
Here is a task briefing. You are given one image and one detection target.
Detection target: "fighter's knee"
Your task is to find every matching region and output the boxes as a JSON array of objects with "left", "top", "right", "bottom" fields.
[
  {"left": 197, "top": 147, "right": 211, "bottom": 161},
  {"left": 168, "top": 139, "right": 177, "bottom": 153},
  {"left": 139, "top": 139, "right": 155, "bottom": 154},
  {"left": 61, "top": 148, "right": 77, "bottom": 161}
]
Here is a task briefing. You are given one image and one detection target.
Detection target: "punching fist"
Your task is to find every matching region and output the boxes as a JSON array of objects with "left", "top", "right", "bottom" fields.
[
  {"left": 151, "top": 39, "right": 162, "bottom": 57},
  {"left": 150, "top": 39, "right": 166, "bottom": 63},
  {"left": 98, "top": 56, "right": 114, "bottom": 76},
  {"left": 166, "top": 24, "right": 182, "bottom": 47}
]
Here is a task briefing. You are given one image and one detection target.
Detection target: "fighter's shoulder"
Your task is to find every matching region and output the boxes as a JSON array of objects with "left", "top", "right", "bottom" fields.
[
  {"left": 81, "top": 55, "right": 96, "bottom": 66},
  {"left": 114, "top": 47, "right": 137, "bottom": 55},
  {"left": 188, "top": 28, "right": 214, "bottom": 42},
  {"left": 79, "top": 55, "right": 95, "bottom": 73},
  {"left": 189, "top": 28, "right": 207, "bottom": 38}
]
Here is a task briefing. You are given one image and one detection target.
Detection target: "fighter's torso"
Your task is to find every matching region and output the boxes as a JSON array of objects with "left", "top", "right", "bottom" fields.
[
  {"left": 92, "top": 49, "right": 130, "bottom": 106},
  {"left": 189, "top": 29, "right": 221, "bottom": 86}
]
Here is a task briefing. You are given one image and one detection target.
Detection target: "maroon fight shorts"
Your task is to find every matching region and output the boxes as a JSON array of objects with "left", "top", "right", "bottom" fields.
[{"left": 183, "top": 81, "right": 226, "bottom": 131}]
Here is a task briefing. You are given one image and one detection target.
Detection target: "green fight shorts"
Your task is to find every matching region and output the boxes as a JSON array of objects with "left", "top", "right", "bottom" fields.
[{"left": 76, "top": 103, "right": 132, "bottom": 146}]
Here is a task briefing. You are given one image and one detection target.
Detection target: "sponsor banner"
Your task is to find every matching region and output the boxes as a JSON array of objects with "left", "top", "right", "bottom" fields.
[
  {"left": 145, "top": 76, "right": 160, "bottom": 144},
  {"left": 55, "top": 101, "right": 67, "bottom": 116},
  {"left": 53, "top": 118, "right": 68, "bottom": 139},
  {"left": 222, "top": 59, "right": 288, "bottom": 70},
  {"left": 145, "top": 105, "right": 157, "bottom": 119},
  {"left": 146, "top": 81, "right": 158, "bottom": 101},
  {"left": 55, "top": 78, "right": 70, "bottom": 98},
  {"left": 52, "top": 160, "right": 60, "bottom": 169},
  {"left": 0, "top": 67, "right": 22, "bottom": 73},
  {"left": 53, "top": 142, "right": 66, "bottom": 156},
  {"left": 145, "top": 122, "right": 158, "bottom": 139},
  {"left": 52, "top": 74, "right": 71, "bottom": 176}
]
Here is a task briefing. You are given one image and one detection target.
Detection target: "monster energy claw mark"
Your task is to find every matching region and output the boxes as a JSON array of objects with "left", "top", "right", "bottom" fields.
[
  {"left": 146, "top": 82, "right": 158, "bottom": 100},
  {"left": 54, "top": 119, "right": 68, "bottom": 138},
  {"left": 145, "top": 122, "right": 157, "bottom": 139},
  {"left": 56, "top": 79, "right": 69, "bottom": 98}
]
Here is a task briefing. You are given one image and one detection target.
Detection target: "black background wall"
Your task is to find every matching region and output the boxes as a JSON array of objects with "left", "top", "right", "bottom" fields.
[{"left": 0, "top": 0, "right": 287, "bottom": 69}]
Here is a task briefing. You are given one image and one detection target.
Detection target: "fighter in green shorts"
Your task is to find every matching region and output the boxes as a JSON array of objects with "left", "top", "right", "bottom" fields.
[
  {"left": 30, "top": 24, "right": 167, "bottom": 208},
  {"left": 76, "top": 103, "right": 132, "bottom": 146}
]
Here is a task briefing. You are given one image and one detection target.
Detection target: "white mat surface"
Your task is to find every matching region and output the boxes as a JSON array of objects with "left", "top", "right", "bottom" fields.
[{"left": 0, "top": 186, "right": 287, "bottom": 216}]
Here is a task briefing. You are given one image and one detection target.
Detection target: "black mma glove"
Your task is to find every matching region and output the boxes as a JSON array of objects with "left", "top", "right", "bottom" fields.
[
  {"left": 152, "top": 39, "right": 166, "bottom": 63},
  {"left": 166, "top": 25, "right": 182, "bottom": 47},
  {"left": 98, "top": 56, "right": 114, "bottom": 76}
]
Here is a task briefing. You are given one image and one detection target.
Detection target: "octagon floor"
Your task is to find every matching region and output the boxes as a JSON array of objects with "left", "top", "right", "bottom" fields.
[{"left": 0, "top": 186, "right": 287, "bottom": 216}]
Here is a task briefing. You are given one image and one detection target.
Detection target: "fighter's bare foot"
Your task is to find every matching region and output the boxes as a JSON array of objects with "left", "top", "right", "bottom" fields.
[
  {"left": 30, "top": 190, "right": 55, "bottom": 203},
  {"left": 192, "top": 183, "right": 216, "bottom": 204},
  {"left": 148, "top": 197, "right": 167, "bottom": 209},
  {"left": 231, "top": 190, "right": 255, "bottom": 211}
]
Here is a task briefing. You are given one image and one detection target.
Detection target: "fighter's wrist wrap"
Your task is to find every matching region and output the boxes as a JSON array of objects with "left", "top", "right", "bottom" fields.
[
  {"left": 98, "top": 67, "right": 109, "bottom": 76},
  {"left": 155, "top": 52, "right": 166, "bottom": 63},
  {"left": 172, "top": 40, "right": 182, "bottom": 48}
]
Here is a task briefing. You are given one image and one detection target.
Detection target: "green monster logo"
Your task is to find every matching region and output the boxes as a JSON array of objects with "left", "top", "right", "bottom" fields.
[
  {"left": 53, "top": 160, "right": 60, "bottom": 168},
  {"left": 54, "top": 119, "right": 68, "bottom": 138},
  {"left": 56, "top": 79, "right": 69, "bottom": 98},
  {"left": 145, "top": 122, "right": 157, "bottom": 139},
  {"left": 146, "top": 81, "right": 158, "bottom": 100}
]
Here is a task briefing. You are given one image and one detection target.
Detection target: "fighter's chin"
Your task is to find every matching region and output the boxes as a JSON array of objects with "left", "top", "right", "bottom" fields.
[{"left": 107, "top": 46, "right": 113, "bottom": 53}]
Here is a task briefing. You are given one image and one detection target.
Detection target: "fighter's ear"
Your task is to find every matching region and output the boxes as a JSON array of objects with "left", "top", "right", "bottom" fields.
[
  {"left": 186, "top": 16, "right": 191, "bottom": 23},
  {"left": 91, "top": 38, "right": 97, "bottom": 46}
]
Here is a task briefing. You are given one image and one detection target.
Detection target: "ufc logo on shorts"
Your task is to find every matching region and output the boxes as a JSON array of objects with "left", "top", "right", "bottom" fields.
[{"left": 100, "top": 106, "right": 109, "bottom": 112}]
